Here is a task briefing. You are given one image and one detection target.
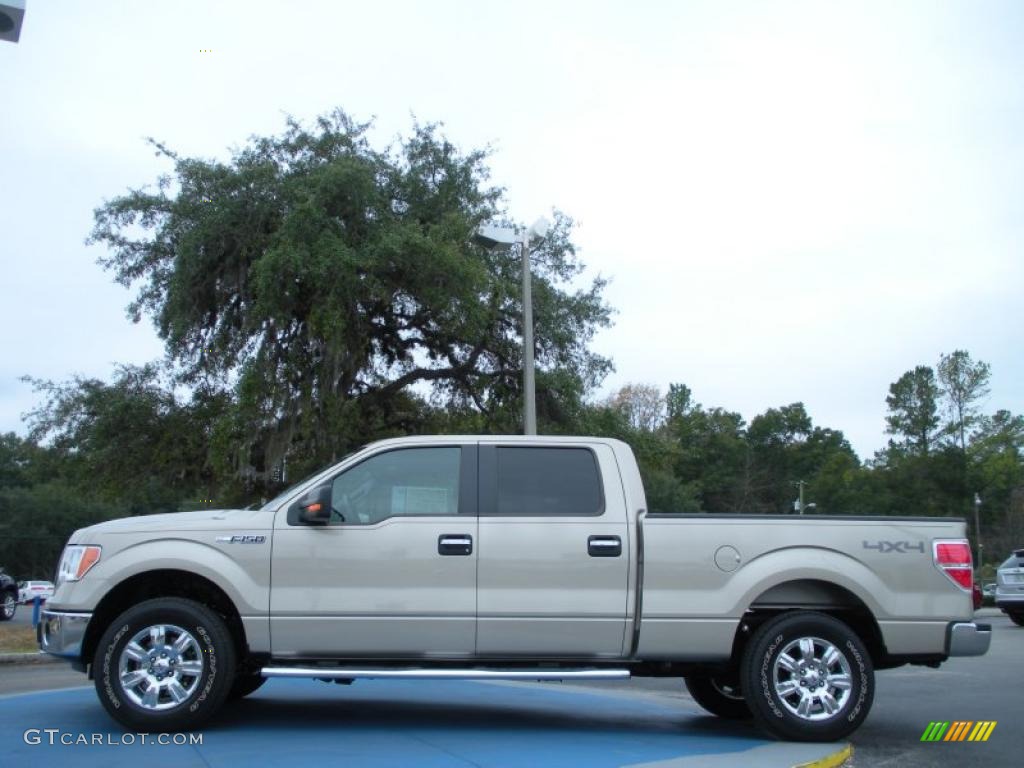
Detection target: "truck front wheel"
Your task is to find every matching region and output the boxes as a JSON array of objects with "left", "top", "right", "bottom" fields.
[
  {"left": 93, "top": 597, "right": 236, "bottom": 731},
  {"left": 740, "top": 611, "right": 874, "bottom": 742},
  {"left": 684, "top": 674, "right": 751, "bottom": 719}
]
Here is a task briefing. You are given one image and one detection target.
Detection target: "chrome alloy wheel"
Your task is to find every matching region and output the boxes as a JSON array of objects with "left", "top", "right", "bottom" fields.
[
  {"left": 118, "top": 624, "right": 204, "bottom": 711},
  {"left": 2, "top": 594, "right": 14, "bottom": 618},
  {"left": 772, "top": 635, "right": 853, "bottom": 721}
]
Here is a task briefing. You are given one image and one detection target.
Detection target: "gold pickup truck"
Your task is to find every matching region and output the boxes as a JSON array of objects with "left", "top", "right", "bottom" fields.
[{"left": 39, "top": 435, "right": 990, "bottom": 741}]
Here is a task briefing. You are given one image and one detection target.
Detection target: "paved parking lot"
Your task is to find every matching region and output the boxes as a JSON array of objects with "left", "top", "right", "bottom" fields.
[
  {"left": 6, "top": 600, "right": 39, "bottom": 626},
  {"left": 843, "top": 609, "right": 1017, "bottom": 767},
  {"left": 583, "top": 609, "right": 1019, "bottom": 767},
  {"left": 1, "top": 676, "right": 852, "bottom": 768},
  {"left": 2, "top": 608, "right": 1014, "bottom": 767}
]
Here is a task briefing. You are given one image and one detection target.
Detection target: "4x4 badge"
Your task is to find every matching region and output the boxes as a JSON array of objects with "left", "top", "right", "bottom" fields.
[{"left": 863, "top": 540, "right": 925, "bottom": 553}]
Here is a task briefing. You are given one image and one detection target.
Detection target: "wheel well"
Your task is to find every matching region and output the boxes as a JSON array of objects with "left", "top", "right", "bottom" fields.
[
  {"left": 81, "top": 570, "right": 247, "bottom": 675},
  {"left": 730, "top": 579, "right": 887, "bottom": 669}
]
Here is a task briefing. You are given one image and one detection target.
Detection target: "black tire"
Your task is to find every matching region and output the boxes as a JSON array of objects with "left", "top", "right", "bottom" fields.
[
  {"left": 685, "top": 674, "right": 752, "bottom": 719},
  {"left": 1007, "top": 612, "right": 1024, "bottom": 627},
  {"left": 93, "top": 597, "right": 236, "bottom": 731},
  {"left": 740, "top": 611, "right": 874, "bottom": 742},
  {"left": 227, "top": 673, "right": 267, "bottom": 700},
  {"left": 0, "top": 593, "right": 16, "bottom": 621}
]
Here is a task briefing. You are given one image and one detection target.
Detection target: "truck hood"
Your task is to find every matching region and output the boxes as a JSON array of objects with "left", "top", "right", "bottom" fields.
[{"left": 72, "top": 508, "right": 272, "bottom": 540}]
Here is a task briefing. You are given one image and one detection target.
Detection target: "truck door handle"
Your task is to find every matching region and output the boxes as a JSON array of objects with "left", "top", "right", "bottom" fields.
[
  {"left": 438, "top": 535, "right": 473, "bottom": 556},
  {"left": 588, "top": 536, "right": 622, "bottom": 557}
]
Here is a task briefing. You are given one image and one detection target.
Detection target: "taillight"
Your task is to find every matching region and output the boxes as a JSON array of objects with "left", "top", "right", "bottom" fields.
[{"left": 933, "top": 539, "right": 973, "bottom": 591}]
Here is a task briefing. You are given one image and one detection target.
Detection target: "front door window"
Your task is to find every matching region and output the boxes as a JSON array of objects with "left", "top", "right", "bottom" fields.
[{"left": 330, "top": 447, "right": 461, "bottom": 525}]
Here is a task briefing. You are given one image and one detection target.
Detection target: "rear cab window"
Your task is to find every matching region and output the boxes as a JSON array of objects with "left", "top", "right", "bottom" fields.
[{"left": 482, "top": 445, "right": 605, "bottom": 516}]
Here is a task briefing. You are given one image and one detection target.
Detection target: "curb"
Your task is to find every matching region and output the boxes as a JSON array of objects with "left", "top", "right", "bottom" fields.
[
  {"left": 793, "top": 743, "right": 852, "bottom": 768},
  {"left": 0, "top": 652, "right": 61, "bottom": 665}
]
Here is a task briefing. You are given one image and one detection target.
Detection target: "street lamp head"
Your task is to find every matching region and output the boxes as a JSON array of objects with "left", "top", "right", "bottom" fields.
[
  {"left": 475, "top": 217, "right": 551, "bottom": 250},
  {"left": 0, "top": 0, "right": 25, "bottom": 43},
  {"left": 473, "top": 223, "right": 519, "bottom": 250}
]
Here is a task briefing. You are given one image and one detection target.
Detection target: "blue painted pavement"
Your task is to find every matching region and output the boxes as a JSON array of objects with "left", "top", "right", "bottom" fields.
[{"left": 2, "top": 678, "right": 773, "bottom": 767}]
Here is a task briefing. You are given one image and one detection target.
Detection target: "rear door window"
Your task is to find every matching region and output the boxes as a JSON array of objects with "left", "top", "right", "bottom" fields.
[{"left": 491, "top": 446, "right": 603, "bottom": 516}]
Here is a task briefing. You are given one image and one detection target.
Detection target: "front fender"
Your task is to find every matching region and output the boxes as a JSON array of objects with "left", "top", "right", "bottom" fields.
[{"left": 50, "top": 537, "right": 270, "bottom": 618}]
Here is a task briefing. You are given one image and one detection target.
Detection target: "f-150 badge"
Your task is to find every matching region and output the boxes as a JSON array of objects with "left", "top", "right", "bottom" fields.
[{"left": 216, "top": 535, "right": 266, "bottom": 544}]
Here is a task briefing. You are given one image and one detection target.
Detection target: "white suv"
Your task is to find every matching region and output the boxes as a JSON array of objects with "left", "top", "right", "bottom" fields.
[{"left": 995, "top": 549, "right": 1024, "bottom": 626}]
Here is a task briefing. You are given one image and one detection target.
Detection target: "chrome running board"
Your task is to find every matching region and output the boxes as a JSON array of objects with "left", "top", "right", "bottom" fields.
[{"left": 260, "top": 667, "right": 631, "bottom": 681}]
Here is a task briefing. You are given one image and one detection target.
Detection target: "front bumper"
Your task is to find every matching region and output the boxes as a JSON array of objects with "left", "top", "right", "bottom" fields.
[
  {"left": 946, "top": 621, "right": 991, "bottom": 657},
  {"left": 37, "top": 609, "right": 91, "bottom": 659}
]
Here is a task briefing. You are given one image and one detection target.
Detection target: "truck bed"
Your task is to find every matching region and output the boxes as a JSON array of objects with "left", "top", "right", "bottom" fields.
[{"left": 636, "top": 513, "right": 973, "bottom": 661}]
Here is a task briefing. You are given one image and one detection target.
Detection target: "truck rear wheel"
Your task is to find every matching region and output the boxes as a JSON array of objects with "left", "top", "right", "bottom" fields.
[
  {"left": 684, "top": 674, "right": 751, "bottom": 719},
  {"left": 93, "top": 597, "right": 236, "bottom": 731},
  {"left": 1007, "top": 612, "right": 1024, "bottom": 627},
  {"left": 740, "top": 611, "right": 873, "bottom": 742}
]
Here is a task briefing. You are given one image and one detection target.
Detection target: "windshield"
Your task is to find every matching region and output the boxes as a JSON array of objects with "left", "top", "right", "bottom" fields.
[{"left": 258, "top": 450, "right": 362, "bottom": 512}]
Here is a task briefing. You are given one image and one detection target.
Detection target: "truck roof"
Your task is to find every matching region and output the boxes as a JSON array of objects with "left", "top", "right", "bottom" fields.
[{"left": 366, "top": 434, "right": 630, "bottom": 448}]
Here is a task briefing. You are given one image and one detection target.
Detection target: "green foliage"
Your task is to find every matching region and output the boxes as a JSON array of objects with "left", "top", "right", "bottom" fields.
[
  {"left": 0, "top": 432, "right": 49, "bottom": 489},
  {"left": 568, "top": 396, "right": 699, "bottom": 513},
  {"left": 665, "top": 394, "right": 750, "bottom": 512},
  {"left": 605, "top": 360, "right": 1021, "bottom": 549},
  {"left": 605, "top": 383, "right": 665, "bottom": 432},
  {"left": 885, "top": 366, "right": 941, "bottom": 456},
  {"left": 969, "top": 410, "right": 1024, "bottom": 544},
  {"left": 878, "top": 353, "right": 1019, "bottom": 558},
  {"left": 22, "top": 365, "right": 224, "bottom": 513},
  {"left": 7, "top": 357, "right": 1022, "bottom": 571},
  {"left": 87, "top": 110, "right": 612, "bottom": 495},
  {"left": 937, "top": 350, "right": 991, "bottom": 451},
  {"left": 0, "top": 482, "right": 126, "bottom": 579},
  {"left": 811, "top": 450, "right": 883, "bottom": 516},
  {"left": 642, "top": 469, "right": 702, "bottom": 514}
]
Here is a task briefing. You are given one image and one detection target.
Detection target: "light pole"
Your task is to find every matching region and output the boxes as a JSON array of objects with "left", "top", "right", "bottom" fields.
[
  {"left": 791, "top": 480, "right": 806, "bottom": 514},
  {"left": 474, "top": 217, "right": 551, "bottom": 435},
  {"left": 790, "top": 480, "right": 816, "bottom": 514},
  {"left": 974, "top": 492, "right": 983, "bottom": 572}
]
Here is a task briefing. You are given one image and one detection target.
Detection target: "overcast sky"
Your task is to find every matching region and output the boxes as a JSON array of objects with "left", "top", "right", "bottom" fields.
[{"left": 1, "top": 1, "right": 1022, "bottom": 459}]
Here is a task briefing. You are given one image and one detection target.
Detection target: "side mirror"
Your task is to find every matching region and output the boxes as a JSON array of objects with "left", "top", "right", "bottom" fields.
[{"left": 294, "top": 485, "right": 332, "bottom": 525}]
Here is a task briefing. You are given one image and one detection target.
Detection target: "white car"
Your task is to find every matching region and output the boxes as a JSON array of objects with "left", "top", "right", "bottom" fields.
[{"left": 18, "top": 581, "right": 54, "bottom": 604}]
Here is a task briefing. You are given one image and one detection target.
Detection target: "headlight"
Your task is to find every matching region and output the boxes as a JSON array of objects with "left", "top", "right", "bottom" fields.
[{"left": 56, "top": 545, "right": 102, "bottom": 586}]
